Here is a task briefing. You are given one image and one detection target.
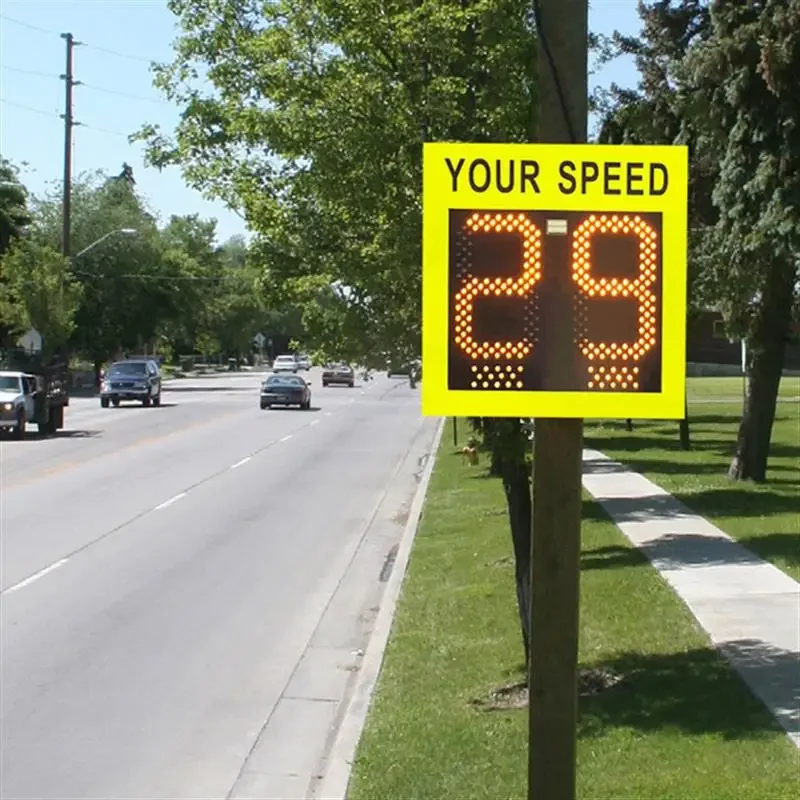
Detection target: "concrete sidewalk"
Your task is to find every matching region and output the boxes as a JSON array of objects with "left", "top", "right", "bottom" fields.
[{"left": 582, "top": 448, "right": 800, "bottom": 749}]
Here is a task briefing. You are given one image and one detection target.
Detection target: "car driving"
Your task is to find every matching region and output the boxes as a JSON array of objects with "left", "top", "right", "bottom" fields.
[
  {"left": 100, "top": 359, "right": 162, "bottom": 407},
  {"left": 322, "top": 363, "right": 354, "bottom": 387},
  {"left": 260, "top": 373, "right": 312, "bottom": 410},
  {"left": 272, "top": 354, "right": 300, "bottom": 373}
]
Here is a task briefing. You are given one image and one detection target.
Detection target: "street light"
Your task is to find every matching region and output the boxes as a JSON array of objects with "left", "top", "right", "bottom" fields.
[{"left": 73, "top": 227, "right": 137, "bottom": 260}]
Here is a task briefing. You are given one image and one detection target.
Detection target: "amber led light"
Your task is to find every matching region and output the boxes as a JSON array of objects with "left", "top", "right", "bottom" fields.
[
  {"left": 455, "top": 212, "right": 542, "bottom": 366},
  {"left": 572, "top": 214, "right": 657, "bottom": 389}
]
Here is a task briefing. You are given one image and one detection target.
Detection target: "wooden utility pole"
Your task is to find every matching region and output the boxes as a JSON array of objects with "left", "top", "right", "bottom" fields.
[
  {"left": 528, "top": 1, "right": 588, "bottom": 799},
  {"left": 60, "top": 32, "right": 81, "bottom": 259}
]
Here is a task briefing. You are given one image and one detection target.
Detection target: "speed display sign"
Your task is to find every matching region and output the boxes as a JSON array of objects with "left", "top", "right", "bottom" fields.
[{"left": 422, "top": 143, "right": 688, "bottom": 419}]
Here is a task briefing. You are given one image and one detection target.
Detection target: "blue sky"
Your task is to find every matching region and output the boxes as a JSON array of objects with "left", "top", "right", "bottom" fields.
[{"left": 0, "top": 0, "right": 641, "bottom": 245}]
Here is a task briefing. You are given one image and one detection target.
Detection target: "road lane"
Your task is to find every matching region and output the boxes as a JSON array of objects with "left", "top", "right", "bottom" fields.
[
  {"left": 0, "top": 372, "right": 312, "bottom": 485},
  {"left": 0, "top": 371, "right": 379, "bottom": 588},
  {"left": 0, "top": 369, "right": 437, "bottom": 799}
]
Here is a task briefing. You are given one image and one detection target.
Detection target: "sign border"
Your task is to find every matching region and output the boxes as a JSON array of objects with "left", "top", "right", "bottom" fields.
[{"left": 421, "top": 142, "right": 689, "bottom": 420}]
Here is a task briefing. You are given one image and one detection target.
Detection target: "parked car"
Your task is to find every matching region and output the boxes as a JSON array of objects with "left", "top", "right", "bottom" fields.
[
  {"left": 0, "top": 348, "right": 69, "bottom": 437},
  {"left": 322, "top": 363, "right": 354, "bottom": 387},
  {"left": 387, "top": 357, "right": 422, "bottom": 378},
  {"left": 272, "top": 354, "right": 300, "bottom": 373},
  {"left": 100, "top": 359, "right": 162, "bottom": 407},
  {"left": 260, "top": 373, "right": 311, "bottom": 410},
  {"left": 296, "top": 353, "right": 312, "bottom": 371}
]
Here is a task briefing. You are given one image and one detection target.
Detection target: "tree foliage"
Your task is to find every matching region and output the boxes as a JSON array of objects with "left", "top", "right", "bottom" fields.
[
  {"left": 0, "top": 158, "right": 32, "bottom": 258},
  {"left": 0, "top": 239, "right": 82, "bottom": 353},
  {"left": 598, "top": 0, "right": 800, "bottom": 481},
  {"left": 137, "top": 0, "right": 538, "bottom": 364},
  {"left": 5, "top": 167, "right": 295, "bottom": 368}
]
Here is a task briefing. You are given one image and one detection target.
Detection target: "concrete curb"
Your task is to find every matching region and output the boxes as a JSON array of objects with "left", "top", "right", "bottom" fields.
[{"left": 313, "top": 416, "right": 446, "bottom": 800}]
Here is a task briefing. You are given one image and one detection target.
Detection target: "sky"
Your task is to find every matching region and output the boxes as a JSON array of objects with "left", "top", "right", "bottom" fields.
[{"left": 0, "top": 0, "right": 641, "bottom": 246}]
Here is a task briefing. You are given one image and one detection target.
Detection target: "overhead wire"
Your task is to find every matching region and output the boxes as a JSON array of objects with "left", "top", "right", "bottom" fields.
[
  {"left": 0, "top": 14, "right": 160, "bottom": 64},
  {"left": 0, "top": 97, "right": 130, "bottom": 137},
  {"left": 1, "top": 15, "right": 171, "bottom": 140}
]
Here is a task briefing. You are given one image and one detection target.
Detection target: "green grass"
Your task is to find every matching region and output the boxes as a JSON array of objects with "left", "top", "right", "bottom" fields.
[
  {"left": 686, "top": 375, "right": 800, "bottom": 403},
  {"left": 348, "top": 444, "right": 799, "bottom": 800},
  {"left": 585, "top": 375, "right": 800, "bottom": 581}
]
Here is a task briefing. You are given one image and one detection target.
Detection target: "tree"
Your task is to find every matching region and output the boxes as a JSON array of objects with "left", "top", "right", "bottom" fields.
[
  {"left": 683, "top": 1, "right": 800, "bottom": 480},
  {"left": 30, "top": 171, "right": 176, "bottom": 374},
  {"left": 599, "top": 1, "right": 800, "bottom": 480},
  {"left": 0, "top": 158, "right": 33, "bottom": 344},
  {"left": 138, "top": 0, "right": 537, "bottom": 363},
  {"left": 596, "top": 0, "right": 715, "bottom": 451},
  {"left": 0, "top": 240, "right": 83, "bottom": 353},
  {"left": 0, "top": 158, "right": 32, "bottom": 257},
  {"left": 156, "top": 213, "right": 224, "bottom": 357}
]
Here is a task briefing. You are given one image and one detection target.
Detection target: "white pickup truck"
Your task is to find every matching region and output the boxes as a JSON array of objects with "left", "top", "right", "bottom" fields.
[{"left": 0, "top": 369, "right": 67, "bottom": 438}]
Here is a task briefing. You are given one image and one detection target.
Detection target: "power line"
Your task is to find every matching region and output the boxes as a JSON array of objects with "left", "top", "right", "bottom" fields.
[
  {"left": 1, "top": 64, "right": 171, "bottom": 105},
  {"left": 0, "top": 15, "right": 160, "bottom": 64},
  {"left": 0, "top": 98, "right": 62, "bottom": 120},
  {"left": 83, "top": 42, "right": 156, "bottom": 65},
  {"left": 0, "top": 97, "right": 129, "bottom": 137},
  {"left": 0, "top": 14, "right": 56, "bottom": 36},
  {"left": 0, "top": 64, "right": 55, "bottom": 79},
  {"left": 81, "top": 82, "right": 169, "bottom": 106},
  {"left": 72, "top": 269, "right": 254, "bottom": 282}
]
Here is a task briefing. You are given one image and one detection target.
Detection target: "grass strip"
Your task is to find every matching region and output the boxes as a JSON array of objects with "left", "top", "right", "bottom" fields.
[
  {"left": 348, "top": 439, "right": 799, "bottom": 800},
  {"left": 585, "top": 376, "right": 800, "bottom": 580}
]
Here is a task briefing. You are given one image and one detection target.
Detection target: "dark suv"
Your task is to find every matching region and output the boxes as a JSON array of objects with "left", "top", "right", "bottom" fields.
[{"left": 100, "top": 359, "right": 162, "bottom": 407}]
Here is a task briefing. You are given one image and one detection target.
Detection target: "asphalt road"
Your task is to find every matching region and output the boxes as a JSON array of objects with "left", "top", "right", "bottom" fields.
[{"left": 0, "top": 369, "right": 440, "bottom": 800}]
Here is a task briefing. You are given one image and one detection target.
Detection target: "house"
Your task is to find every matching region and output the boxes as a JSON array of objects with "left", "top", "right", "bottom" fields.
[{"left": 687, "top": 309, "right": 800, "bottom": 369}]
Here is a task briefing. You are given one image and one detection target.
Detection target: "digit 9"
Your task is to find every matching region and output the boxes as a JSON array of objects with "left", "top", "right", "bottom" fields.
[{"left": 572, "top": 214, "right": 658, "bottom": 390}]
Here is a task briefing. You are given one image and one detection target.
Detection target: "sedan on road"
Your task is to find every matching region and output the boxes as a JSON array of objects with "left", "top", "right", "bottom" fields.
[
  {"left": 260, "top": 374, "right": 312, "bottom": 410},
  {"left": 322, "top": 363, "right": 354, "bottom": 388},
  {"left": 100, "top": 360, "right": 162, "bottom": 408},
  {"left": 272, "top": 354, "right": 300, "bottom": 373}
]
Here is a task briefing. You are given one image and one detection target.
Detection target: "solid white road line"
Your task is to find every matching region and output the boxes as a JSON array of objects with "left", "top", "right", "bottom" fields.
[
  {"left": 279, "top": 435, "right": 292, "bottom": 443},
  {"left": 310, "top": 420, "right": 320, "bottom": 426},
  {"left": 230, "top": 456, "right": 252, "bottom": 470},
  {"left": 155, "top": 492, "right": 187, "bottom": 511},
  {"left": 4, "top": 558, "right": 69, "bottom": 595}
]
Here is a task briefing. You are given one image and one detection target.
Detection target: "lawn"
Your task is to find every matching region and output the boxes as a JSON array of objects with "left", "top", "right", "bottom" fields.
[
  {"left": 585, "top": 375, "right": 800, "bottom": 580},
  {"left": 348, "top": 441, "right": 799, "bottom": 800}
]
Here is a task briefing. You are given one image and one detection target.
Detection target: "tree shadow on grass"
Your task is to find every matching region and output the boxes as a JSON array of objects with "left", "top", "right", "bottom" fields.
[
  {"left": 578, "top": 641, "right": 799, "bottom": 742},
  {"left": 580, "top": 534, "right": 768, "bottom": 572},
  {"left": 580, "top": 484, "right": 800, "bottom": 524},
  {"left": 736, "top": 532, "right": 800, "bottom": 573}
]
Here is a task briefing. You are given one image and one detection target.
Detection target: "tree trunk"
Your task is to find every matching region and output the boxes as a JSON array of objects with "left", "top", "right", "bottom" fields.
[
  {"left": 679, "top": 395, "right": 691, "bottom": 451},
  {"left": 728, "top": 263, "right": 795, "bottom": 482},
  {"left": 624, "top": 419, "right": 633, "bottom": 432},
  {"left": 500, "top": 458, "right": 531, "bottom": 672}
]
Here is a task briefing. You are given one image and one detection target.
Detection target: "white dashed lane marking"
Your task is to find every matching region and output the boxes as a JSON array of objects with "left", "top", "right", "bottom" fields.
[
  {"left": 4, "top": 411, "right": 334, "bottom": 596},
  {"left": 155, "top": 492, "right": 187, "bottom": 511},
  {"left": 3, "top": 558, "right": 69, "bottom": 595}
]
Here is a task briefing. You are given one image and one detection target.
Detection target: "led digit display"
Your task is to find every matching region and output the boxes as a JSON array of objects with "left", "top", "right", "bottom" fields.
[
  {"left": 447, "top": 210, "right": 663, "bottom": 394},
  {"left": 422, "top": 142, "right": 688, "bottom": 420}
]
